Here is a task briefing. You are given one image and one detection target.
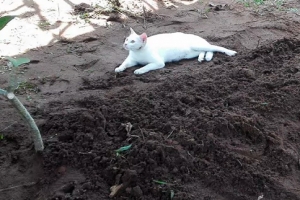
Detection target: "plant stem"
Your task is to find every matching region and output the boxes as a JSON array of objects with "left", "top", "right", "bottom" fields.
[
  {"left": 0, "top": 88, "right": 7, "bottom": 95},
  {"left": 7, "top": 94, "right": 44, "bottom": 151}
]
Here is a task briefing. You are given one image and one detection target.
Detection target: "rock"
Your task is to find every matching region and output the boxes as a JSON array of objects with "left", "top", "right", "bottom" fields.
[
  {"left": 121, "top": 169, "right": 137, "bottom": 185},
  {"left": 132, "top": 186, "right": 143, "bottom": 198},
  {"left": 109, "top": 183, "right": 125, "bottom": 198}
]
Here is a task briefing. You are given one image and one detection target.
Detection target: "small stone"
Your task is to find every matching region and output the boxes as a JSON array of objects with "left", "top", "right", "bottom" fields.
[
  {"left": 172, "top": 167, "right": 179, "bottom": 173},
  {"left": 82, "top": 182, "right": 92, "bottom": 190},
  {"left": 241, "top": 68, "right": 255, "bottom": 79},
  {"left": 132, "top": 186, "right": 143, "bottom": 197},
  {"left": 57, "top": 166, "right": 66, "bottom": 174},
  {"left": 121, "top": 170, "right": 137, "bottom": 185},
  {"left": 125, "top": 187, "right": 132, "bottom": 193},
  {"left": 109, "top": 184, "right": 124, "bottom": 198}
]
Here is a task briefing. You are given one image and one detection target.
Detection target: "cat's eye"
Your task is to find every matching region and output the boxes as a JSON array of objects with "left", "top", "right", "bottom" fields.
[{"left": 130, "top": 40, "right": 135, "bottom": 43}]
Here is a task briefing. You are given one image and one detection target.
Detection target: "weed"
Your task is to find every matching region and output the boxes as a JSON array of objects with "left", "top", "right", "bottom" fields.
[
  {"left": 288, "top": 8, "right": 299, "bottom": 13},
  {"left": 153, "top": 180, "right": 168, "bottom": 185},
  {"left": 244, "top": 2, "right": 251, "bottom": 7},
  {"left": 261, "top": 102, "right": 268, "bottom": 105},
  {"left": 38, "top": 20, "right": 51, "bottom": 30},
  {"left": 115, "top": 144, "right": 132, "bottom": 156},
  {"left": 240, "top": 0, "right": 265, "bottom": 6},
  {"left": 0, "top": 16, "right": 15, "bottom": 30},
  {"left": 239, "top": 0, "right": 288, "bottom": 12},
  {"left": 15, "top": 81, "right": 39, "bottom": 95},
  {"left": 84, "top": 69, "right": 94, "bottom": 74},
  {"left": 170, "top": 190, "right": 175, "bottom": 199},
  {"left": 79, "top": 13, "right": 91, "bottom": 23},
  {"left": 239, "top": 0, "right": 255, "bottom": 7},
  {"left": 254, "top": 0, "right": 264, "bottom": 5},
  {"left": 0, "top": 16, "right": 44, "bottom": 151}
]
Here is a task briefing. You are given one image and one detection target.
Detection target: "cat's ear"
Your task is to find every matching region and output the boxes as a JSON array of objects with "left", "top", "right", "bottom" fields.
[
  {"left": 140, "top": 33, "right": 147, "bottom": 42},
  {"left": 130, "top": 27, "right": 136, "bottom": 35}
]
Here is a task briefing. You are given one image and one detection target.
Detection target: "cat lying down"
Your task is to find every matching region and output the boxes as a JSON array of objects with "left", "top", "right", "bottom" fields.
[{"left": 115, "top": 28, "right": 237, "bottom": 74}]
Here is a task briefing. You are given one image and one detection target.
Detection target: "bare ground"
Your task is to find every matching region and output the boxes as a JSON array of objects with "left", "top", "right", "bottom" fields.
[{"left": 1, "top": 0, "right": 300, "bottom": 200}]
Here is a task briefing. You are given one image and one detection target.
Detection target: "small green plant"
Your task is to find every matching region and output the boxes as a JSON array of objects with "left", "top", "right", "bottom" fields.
[
  {"left": 0, "top": 16, "right": 15, "bottom": 30},
  {"left": 153, "top": 180, "right": 168, "bottom": 185},
  {"left": 79, "top": 13, "right": 91, "bottom": 23},
  {"left": 288, "top": 8, "right": 299, "bottom": 13},
  {"left": 0, "top": 134, "right": 4, "bottom": 140},
  {"left": 15, "top": 81, "right": 39, "bottom": 94},
  {"left": 170, "top": 190, "right": 175, "bottom": 199},
  {"left": 0, "top": 16, "right": 44, "bottom": 151},
  {"left": 115, "top": 144, "right": 132, "bottom": 156},
  {"left": 241, "top": 0, "right": 264, "bottom": 6},
  {"left": 244, "top": 1, "right": 251, "bottom": 7},
  {"left": 38, "top": 20, "right": 51, "bottom": 30},
  {"left": 153, "top": 180, "right": 175, "bottom": 199},
  {"left": 254, "top": 0, "right": 264, "bottom": 5},
  {"left": 275, "top": 0, "right": 284, "bottom": 7}
]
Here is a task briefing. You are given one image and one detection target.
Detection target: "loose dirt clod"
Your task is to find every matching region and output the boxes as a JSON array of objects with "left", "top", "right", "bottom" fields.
[{"left": 109, "top": 183, "right": 124, "bottom": 198}]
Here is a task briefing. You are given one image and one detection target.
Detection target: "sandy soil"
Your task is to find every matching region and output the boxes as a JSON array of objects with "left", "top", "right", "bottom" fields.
[{"left": 1, "top": 0, "right": 300, "bottom": 199}]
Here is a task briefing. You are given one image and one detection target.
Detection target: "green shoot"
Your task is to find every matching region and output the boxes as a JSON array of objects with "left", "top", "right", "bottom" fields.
[
  {"left": 0, "top": 16, "right": 44, "bottom": 151},
  {"left": 153, "top": 180, "right": 168, "bottom": 185},
  {"left": 254, "top": 0, "right": 264, "bottom": 5},
  {"left": 115, "top": 144, "right": 132, "bottom": 156},
  {"left": 170, "top": 190, "right": 175, "bottom": 199},
  {"left": 0, "top": 16, "right": 15, "bottom": 30},
  {"left": 288, "top": 8, "right": 299, "bottom": 13},
  {"left": 6, "top": 57, "right": 30, "bottom": 67}
]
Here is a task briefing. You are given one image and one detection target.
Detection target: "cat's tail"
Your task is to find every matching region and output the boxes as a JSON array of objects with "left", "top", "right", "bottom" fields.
[{"left": 192, "top": 44, "right": 237, "bottom": 56}]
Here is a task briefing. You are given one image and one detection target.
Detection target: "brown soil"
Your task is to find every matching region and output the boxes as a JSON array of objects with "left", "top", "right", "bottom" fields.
[{"left": 1, "top": 0, "right": 300, "bottom": 200}]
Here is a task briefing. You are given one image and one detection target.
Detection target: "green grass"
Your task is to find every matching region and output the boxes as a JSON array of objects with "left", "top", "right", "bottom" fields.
[
  {"left": 38, "top": 20, "right": 51, "bottom": 30},
  {"left": 240, "top": 0, "right": 265, "bottom": 6},
  {"left": 79, "top": 13, "right": 91, "bottom": 23},
  {"left": 254, "top": 0, "right": 264, "bottom": 5},
  {"left": 239, "top": 0, "right": 289, "bottom": 11},
  {"left": 239, "top": 0, "right": 287, "bottom": 7},
  {"left": 288, "top": 8, "right": 299, "bottom": 13},
  {"left": 15, "top": 81, "right": 39, "bottom": 95}
]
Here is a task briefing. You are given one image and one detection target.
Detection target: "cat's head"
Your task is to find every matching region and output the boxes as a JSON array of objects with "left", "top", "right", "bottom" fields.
[{"left": 123, "top": 28, "right": 147, "bottom": 51}]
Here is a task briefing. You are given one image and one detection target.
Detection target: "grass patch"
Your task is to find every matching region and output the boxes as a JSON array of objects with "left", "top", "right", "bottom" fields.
[
  {"left": 15, "top": 81, "right": 39, "bottom": 95},
  {"left": 239, "top": 0, "right": 286, "bottom": 7},
  {"left": 38, "top": 20, "right": 51, "bottom": 30},
  {"left": 238, "top": 0, "right": 289, "bottom": 13},
  {"left": 288, "top": 8, "right": 299, "bottom": 13}
]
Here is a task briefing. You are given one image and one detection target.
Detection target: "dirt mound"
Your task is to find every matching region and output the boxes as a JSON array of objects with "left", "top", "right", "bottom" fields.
[{"left": 35, "top": 38, "right": 300, "bottom": 200}]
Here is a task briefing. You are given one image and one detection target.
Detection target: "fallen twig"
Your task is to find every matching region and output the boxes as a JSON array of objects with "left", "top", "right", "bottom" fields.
[{"left": 0, "top": 182, "right": 37, "bottom": 192}]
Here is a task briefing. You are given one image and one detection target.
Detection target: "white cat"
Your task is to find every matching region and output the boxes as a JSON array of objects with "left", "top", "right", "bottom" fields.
[{"left": 115, "top": 28, "right": 237, "bottom": 74}]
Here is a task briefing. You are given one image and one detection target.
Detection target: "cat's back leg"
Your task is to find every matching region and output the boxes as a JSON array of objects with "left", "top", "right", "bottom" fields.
[
  {"left": 198, "top": 52, "right": 205, "bottom": 62},
  {"left": 205, "top": 52, "right": 213, "bottom": 61}
]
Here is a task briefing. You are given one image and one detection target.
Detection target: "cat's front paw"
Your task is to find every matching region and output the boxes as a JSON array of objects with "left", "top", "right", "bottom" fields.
[
  {"left": 226, "top": 50, "right": 237, "bottom": 56},
  {"left": 134, "top": 68, "right": 147, "bottom": 75},
  {"left": 115, "top": 66, "right": 125, "bottom": 73}
]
